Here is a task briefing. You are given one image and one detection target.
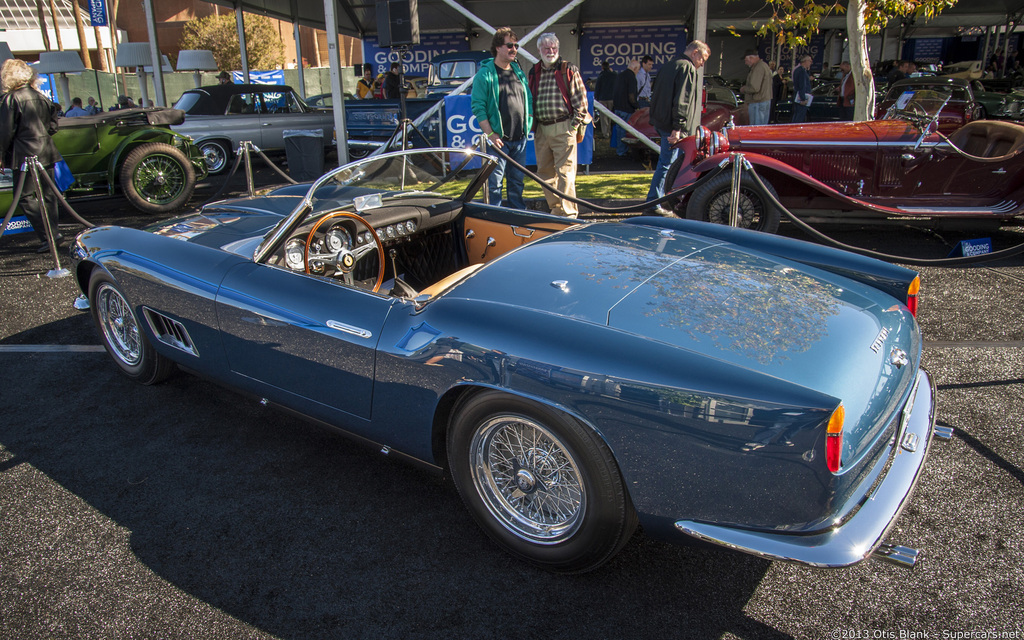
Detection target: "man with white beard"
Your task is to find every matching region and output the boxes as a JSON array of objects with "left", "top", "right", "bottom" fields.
[{"left": 527, "top": 32, "right": 589, "bottom": 218}]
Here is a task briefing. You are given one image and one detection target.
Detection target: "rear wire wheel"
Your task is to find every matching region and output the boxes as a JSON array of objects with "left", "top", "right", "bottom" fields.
[{"left": 448, "top": 390, "right": 637, "bottom": 573}]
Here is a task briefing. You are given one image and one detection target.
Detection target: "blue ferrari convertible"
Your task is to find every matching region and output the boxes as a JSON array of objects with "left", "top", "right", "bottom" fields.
[{"left": 71, "top": 148, "right": 942, "bottom": 573}]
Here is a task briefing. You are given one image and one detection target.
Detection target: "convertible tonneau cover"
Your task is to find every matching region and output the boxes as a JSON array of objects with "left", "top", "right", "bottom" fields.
[{"left": 58, "top": 107, "right": 187, "bottom": 127}]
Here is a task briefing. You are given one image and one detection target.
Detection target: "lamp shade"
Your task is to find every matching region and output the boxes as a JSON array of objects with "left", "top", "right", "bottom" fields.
[
  {"left": 0, "top": 43, "right": 13, "bottom": 65},
  {"left": 34, "top": 51, "right": 86, "bottom": 74},
  {"left": 143, "top": 55, "right": 175, "bottom": 74},
  {"left": 176, "top": 50, "right": 218, "bottom": 71},
  {"left": 115, "top": 43, "right": 154, "bottom": 68}
]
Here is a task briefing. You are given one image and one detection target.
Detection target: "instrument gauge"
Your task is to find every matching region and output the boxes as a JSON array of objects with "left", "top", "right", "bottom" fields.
[
  {"left": 325, "top": 226, "right": 353, "bottom": 253},
  {"left": 284, "top": 239, "right": 306, "bottom": 270}
]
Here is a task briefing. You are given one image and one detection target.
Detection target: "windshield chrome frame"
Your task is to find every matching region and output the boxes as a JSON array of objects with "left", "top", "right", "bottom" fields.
[{"left": 253, "top": 147, "right": 497, "bottom": 264}]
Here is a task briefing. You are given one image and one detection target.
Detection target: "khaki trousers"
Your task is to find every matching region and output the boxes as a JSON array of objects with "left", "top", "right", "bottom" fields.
[{"left": 534, "top": 119, "right": 578, "bottom": 218}]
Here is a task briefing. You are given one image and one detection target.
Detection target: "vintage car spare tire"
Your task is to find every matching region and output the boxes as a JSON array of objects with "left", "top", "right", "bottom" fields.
[
  {"left": 119, "top": 142, "right": 196, "bottom": 214},
  {"left": 447, "top": 390, "right": 638, "bottom": 573},
  {"left": 685, "top": 171, "right": 781, "bottom": 234},
  {"left": 89, "top": 273, "right": 175, "bottom": 385},
  {"left": 198, "top": 140, "right": 232, "bottom": 174}
]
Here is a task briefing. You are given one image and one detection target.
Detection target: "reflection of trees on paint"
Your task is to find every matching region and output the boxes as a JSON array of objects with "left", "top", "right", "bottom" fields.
[{"left": 565, "top": 227, "right": 841, "bottom": 365}]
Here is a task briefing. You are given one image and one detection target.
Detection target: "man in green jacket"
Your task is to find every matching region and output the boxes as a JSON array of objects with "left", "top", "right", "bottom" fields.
[{"left": 471, "top": 27, "right": 533, "bottom": 209}]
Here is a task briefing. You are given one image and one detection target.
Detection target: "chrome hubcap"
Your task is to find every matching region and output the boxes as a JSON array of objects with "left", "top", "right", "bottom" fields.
[{"left": 470, "top": 414, "right": 585, "bottom": 544}]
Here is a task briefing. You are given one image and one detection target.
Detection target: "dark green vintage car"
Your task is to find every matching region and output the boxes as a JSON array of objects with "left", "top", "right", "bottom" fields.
[{"left": 2, "top": 107, "right": 207, "bottom": 217}]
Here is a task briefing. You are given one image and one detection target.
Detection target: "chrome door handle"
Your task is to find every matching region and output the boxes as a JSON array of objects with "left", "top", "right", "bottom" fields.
[{"left": 326, "top": 320, "right": 372, "bottom": 339}]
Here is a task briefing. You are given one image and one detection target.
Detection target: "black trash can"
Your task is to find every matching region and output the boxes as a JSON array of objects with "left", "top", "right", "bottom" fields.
[{"left": 283, "top": 129, "right": 325, "bottom": 181}]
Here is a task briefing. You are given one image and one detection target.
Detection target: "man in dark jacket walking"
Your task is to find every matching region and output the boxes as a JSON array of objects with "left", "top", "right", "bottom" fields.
[
  {"left": 594, "top": 60, "right": 616, "bottom": 138},
  {"left": 0, "top": 59, "right": 63, "bottom": 251},
  {"left": 645, "top": 40, "right": 710, "bottom": 214},
  {"left": 612, "top": 59, "right": 639, "bottom": 157}
]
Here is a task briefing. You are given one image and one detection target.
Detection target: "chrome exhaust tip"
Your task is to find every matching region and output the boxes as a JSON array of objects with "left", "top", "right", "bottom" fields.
[
  {"left": 934, "top": 425, "right": 954, "bottom": 440},
  {"left": 872, "top": 543, "right": 920, "bottom": 568}
]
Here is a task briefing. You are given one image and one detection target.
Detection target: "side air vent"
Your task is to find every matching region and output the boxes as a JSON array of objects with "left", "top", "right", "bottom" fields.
[{"left": 143, "top": 308, "right": 199, "bottom": 357}]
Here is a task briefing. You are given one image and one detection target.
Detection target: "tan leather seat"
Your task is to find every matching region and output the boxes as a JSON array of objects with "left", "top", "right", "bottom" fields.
[{"left": 417, "top": 263, "right": 485, "bottom": 300}]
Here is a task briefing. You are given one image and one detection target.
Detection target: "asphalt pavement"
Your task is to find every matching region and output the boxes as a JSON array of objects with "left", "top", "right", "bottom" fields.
[{"left": 1, "top": 162, "right": 1023, "bottom": 640}]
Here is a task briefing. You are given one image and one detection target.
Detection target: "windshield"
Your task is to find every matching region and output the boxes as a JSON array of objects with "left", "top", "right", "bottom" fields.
[
  {"left": 881, "top": 89, "right": 951, "bottom": 120},
  {"left": 255, "top": 148, "right": 496, "bottom": 262},
  {"left": 429, "top": 60, "right": 479, "bottom": 86},
  {"left": 173, "top": 92, "right": 202, "bottom": 113}
]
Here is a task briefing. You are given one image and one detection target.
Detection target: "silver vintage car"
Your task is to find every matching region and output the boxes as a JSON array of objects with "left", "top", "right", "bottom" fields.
[{"left": 172, "top": 84, "right": 336, "bottom": 174}]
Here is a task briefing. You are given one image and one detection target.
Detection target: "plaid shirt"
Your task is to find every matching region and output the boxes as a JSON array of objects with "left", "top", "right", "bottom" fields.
[{"left": 533, "top": 60, "right": 589, "bottom": 127}]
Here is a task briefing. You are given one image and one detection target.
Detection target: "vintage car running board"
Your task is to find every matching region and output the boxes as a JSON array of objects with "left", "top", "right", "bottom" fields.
[{"left": 896, "top": 200, "right": 1019, "bottom": 214}]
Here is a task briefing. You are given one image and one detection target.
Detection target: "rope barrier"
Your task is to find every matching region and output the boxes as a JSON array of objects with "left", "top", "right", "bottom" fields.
[
  {"left": 738, "top": 157, "right": 1024, "bottom": 267},
  {"left": 484, "top": 141, "right": 730, "bottom": 216}
]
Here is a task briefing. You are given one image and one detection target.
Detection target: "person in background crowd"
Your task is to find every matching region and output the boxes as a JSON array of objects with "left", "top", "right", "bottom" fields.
[
  {"left": 740, "top": 49, "right": 772, "bottom": 125},
  {"left": 612, "top": 59, "right": 639, "bottom": 157},
  {"left": 637, "top": 55, "right": 654, "bottom": 108},
  {"left": 109, "top": 95, "right": 133, "bottom": 111},
  {"left": 769, "top": 60, "right": 785, "bottom": 123},
  {"left": 357, "top": 64, "right": 375, "bottom": 99},
  {"left": 217, "top": 70, "right": 232, "bottom": 85},
  {"left": 0, "top": 59, "right": 63, "bottom": 252},
  {"left": 791, "top": 55, "right": 813, "bottom": 123},
  {"left": 837, "top": 60, "right": 855, "bottom": 120},
  {"left": 64, "top": 97, "right": 89, "bottom": 117},
  {"left": 886, "top": 60, "right": 913, "bottom": 86},
  {"left": 471, "top": 26, "right": 532, "bottom": 209},
  {"left": 383, "top": 62, "right": 402, "bottom": 99},
  {"left": 528, "top": 32, "right": 589, "bottom": 218},
  {"left": 86, "top": 96, "right": 100, "bottom": 115},
  {"left": 594, "top": 59, "right": 616, "bottom": 138},
  {"left": 645, "top": 40, "right": 710, "bottom": 215}
]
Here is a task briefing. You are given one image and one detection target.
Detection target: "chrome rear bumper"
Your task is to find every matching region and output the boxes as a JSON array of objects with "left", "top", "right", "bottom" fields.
[{"left": 675, "top": 368, "right": 941, "bottom": 569}]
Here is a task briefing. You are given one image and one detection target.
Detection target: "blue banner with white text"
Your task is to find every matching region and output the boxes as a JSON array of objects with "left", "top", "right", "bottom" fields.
[
  {"left": 579, "top": 25, "right": 688, "bottom": 83},
  {"left": 363, "top": 33, "right": 469, "bottom": 79},
  {"left": 233, "top": 70, "right": 285, "bottom": 85},
  {"left": 88, "top": 0, "right": 107, "bottom": 27}
]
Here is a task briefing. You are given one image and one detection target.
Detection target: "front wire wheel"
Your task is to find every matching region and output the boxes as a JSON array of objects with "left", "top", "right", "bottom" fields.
[
  {"left": 89, "top": 273, "right": 174, "bottom": 385},
  {"left": 449, "top": 391, "right": 637, "bottom": 573},
  {"left": 685, "top": 171, "right": 781, "bottom": 234}
]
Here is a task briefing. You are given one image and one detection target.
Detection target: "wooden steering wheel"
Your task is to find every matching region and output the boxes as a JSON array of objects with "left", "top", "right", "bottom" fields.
[{"left": 304, "top": 211, "right": 386, "bottom": 292}]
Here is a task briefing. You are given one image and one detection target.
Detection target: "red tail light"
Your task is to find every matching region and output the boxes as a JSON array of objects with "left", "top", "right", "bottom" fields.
[
  {"left": 906, "top": 276, "right": 920, "bottom": 317},
  {"left": 826, "top": 405, "right": 845, "bottom": 473}
]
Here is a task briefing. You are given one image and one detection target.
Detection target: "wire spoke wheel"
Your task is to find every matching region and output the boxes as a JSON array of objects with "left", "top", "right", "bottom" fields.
[
  {"left": 89, "top": 274, "right": 174, "bottom": 385},
  {"left": 471, "top": 415, "right": 585, "bottom": 543},
  {"left": 685, "top": 172, "right": 781, "bottom": 234},
  {"left": 119, "top": 142, "right": 196, "bottom": 214},
  {"left": 448, "top": 391, "right": 637, "bottom": 573},
  {"left": 96, "top": 282, "right": 142, "bottom": 367},
  {"left": 133, "top": 153, "right": 187, "bottom": 205},
  {"left": 706, "top": 186, "right": 767, "bottom": 229}
]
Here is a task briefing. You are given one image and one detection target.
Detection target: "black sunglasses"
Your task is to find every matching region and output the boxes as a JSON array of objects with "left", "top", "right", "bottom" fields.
[{"left": 503, "top": 42, "right": 519, "bottom": 50}]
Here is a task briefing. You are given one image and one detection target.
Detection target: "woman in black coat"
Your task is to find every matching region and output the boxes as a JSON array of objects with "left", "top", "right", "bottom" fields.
[{"left": 1, "top": 59, "right": 63, "bottom": 250}]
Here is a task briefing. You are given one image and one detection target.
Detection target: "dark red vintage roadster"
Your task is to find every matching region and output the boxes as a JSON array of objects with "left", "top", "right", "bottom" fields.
[{"left": 664, "top": 90, "right": 1024, "bottom": 233}]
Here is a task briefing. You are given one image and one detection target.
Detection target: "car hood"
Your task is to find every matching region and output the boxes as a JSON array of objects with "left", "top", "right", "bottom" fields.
[
  {"left": 144, "top": 195, "right": 301, "bottom": 251},
  {"left": 452, "top": 222, "right": 920, "bottom": 462},
  {"left": 726, "top": 119, "right": 921, "bottom": 146}
]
